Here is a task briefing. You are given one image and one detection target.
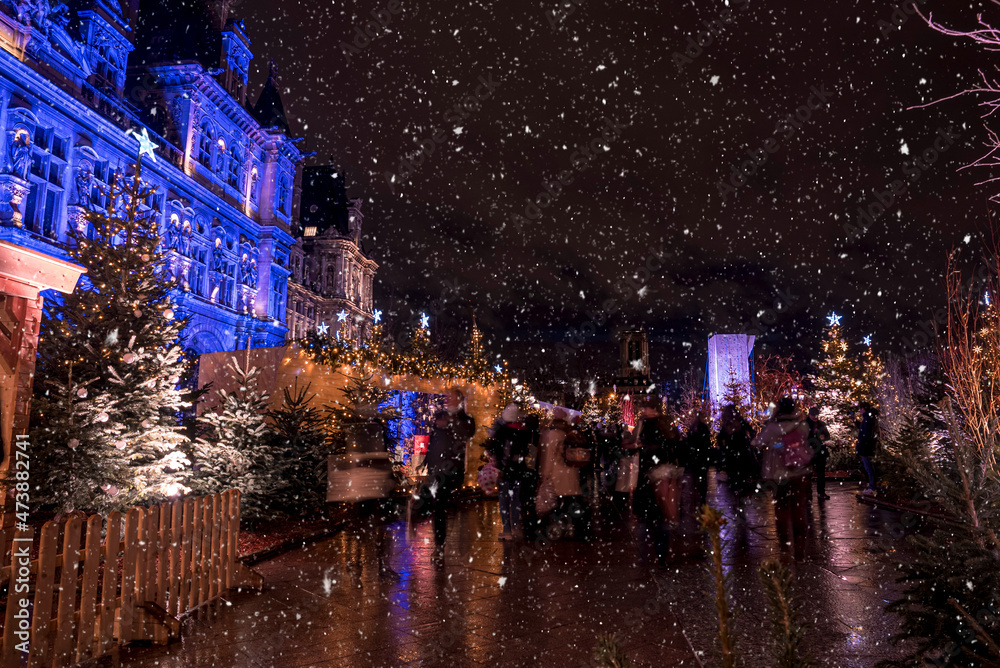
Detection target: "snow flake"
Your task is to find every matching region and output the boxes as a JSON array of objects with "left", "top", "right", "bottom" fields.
[
  {"left": 900, "top": 141, "right": 909, "bottom": 155},
  {"left": 709, "top": 75, "right": 720, "bottom": 85}
]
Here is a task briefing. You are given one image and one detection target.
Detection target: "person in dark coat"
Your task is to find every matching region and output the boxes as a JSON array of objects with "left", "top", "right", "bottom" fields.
[
  {"left": 424, "top": 388, "right": 476, "bottom": 561},
  {"left": 806, "top": 407, "right": 832, "bottom": 500},
  {"left": 716, "top": 404, "right": 756, "bottom": 501},
  {"left": 486, "top": 404, "right": 532, "bottom": 540},
  {"left": 856, "top": 402, "right": 880, "bottom": 496},
  {"left": 519, "top": 412, "right": 542, "bottom": 540},
  {"left": 686, "top": 409, "right": 714, "bottom": 504}
]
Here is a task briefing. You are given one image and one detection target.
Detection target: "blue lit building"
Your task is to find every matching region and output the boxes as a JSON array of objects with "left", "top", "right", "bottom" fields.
[{"left": 0, "top": 0, "right": 304, "bottom": 354}]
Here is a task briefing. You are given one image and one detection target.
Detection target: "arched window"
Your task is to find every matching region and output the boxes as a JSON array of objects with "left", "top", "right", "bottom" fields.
[
  {"left": 197, "top": 120, "right": 215, "bottom": 166},
  {"left": 227, "top": 145, "right": 243, "bottom": 189}
]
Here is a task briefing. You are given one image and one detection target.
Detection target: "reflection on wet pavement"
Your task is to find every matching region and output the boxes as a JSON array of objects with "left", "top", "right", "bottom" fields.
[
  {"left": 121, "top": 477, "right": 912, "bottom": 667},
  {"left": 656, "top": 478, "right": 912, "bottom": 667}
]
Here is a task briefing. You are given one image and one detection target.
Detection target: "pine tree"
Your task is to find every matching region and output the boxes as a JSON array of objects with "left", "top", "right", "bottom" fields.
[
  {"left": 461, "top": 315, "right": 490, "bottom": 380},
  {"left": 603, "top": 392, "right": 623, "bottom": 426},
  {"left": 581, "top": 394, "right": 601, "bottom": 427},
  {"left": 811, "top": 322, "right": 862, "bottom": 450},
  {"left": 29, "top": 154, "right": 190, "bottom": 512},
  {"left": 859, "top": 346, "right": 886, "bottom": 408},
  {"left": 190, "top": 358, "right": 278, "bottom": 521},
  {"left": 758, "top": 559, "right": 812, "bottom": 668},
  {"left": 267, "top": 381, "right": 330, "bottom": 516},
  {"left": 721, "top": 364, "right": 751, "bottom": 418}
]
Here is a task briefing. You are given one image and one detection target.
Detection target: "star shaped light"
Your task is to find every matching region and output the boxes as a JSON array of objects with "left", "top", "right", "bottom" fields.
[
  {"left": 827, "top": 312, "right": 842, "bottom": 327},
  {"left": 337, "top": 309, "right": 348, "bottom": 322},
  {"left": 420, "top": 312, "right": 430, "bottom": 329},
  {"left": 317, "top": 322, "right": 329, "bottom": 335},
  {"left": 494, "top": 364, "right": 503, "bottom": 373},
  {"left": 373, "top": 309, "right": 382, "bottom": 324},
  {"left": 862, "top": 334, "right": 872, "bottom": 346},
  {"left": 128, "top": 127, "right": 158, "bottom": 162}
]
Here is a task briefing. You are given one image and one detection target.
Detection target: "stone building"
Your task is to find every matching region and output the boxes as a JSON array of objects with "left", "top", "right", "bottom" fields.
[
  {"left": 0, "top": 0, "right": 304, "bottom": 355},
  {"left": 286, "top": 166, "right": 377, "bottom": 343}
]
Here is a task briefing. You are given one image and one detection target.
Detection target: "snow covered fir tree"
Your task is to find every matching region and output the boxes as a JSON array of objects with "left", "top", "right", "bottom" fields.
[
  {"left": 29, "top": 151, "right": 190, "bottom": 513},
  {"left": 810, "top": 314, "right": 862, "bottom": 459}
]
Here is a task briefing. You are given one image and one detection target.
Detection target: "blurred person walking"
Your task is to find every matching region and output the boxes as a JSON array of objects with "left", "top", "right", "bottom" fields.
[
  {"left": 424, "top": 387, "right": 476, "bottom": 562},
  {"left": 753, "top": 397, "right": 813, "bottom": 561},
  {"left": 685, "top": 409, "right": 714, "bottom": 505},
  {"left": 856, "top": 402, "right": 880, "bottom": 496},
  {"left": 716, "top": 404, "right": 756, "bottom": 502},
  {"left": 806, "top": 406, "right": 832, "bottom": 501},
  {"left": 486, "top": 403, "right": 533, "bottom": 540}
]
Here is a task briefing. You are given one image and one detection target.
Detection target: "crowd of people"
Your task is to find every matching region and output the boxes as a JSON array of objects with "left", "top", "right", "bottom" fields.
[{"left": 416, "top": 390, "right": 882, "bottom": 565}]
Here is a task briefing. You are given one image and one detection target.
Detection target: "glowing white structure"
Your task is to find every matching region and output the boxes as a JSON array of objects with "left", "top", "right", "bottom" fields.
[{"left": 707, "top": 334, "right": 755, "bottom": 419}]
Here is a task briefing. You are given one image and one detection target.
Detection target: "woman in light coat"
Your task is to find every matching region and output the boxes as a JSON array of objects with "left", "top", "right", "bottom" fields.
[{"left": 752, "top": 396, "right": 812, "bottom": 561}]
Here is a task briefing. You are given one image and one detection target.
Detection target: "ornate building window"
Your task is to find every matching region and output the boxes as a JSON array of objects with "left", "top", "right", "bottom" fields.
[
  {"left": 227, "top": 145, "right": 243, "bottom": 189},
  {"left": 197, "top": 119, "right": 215, "bottom": 167},
  {"left": 20, "top": 121, "right": 67, "bottom": 240},
  {"left": 277, "top": 174, "right": 290, "bottom": 216}
]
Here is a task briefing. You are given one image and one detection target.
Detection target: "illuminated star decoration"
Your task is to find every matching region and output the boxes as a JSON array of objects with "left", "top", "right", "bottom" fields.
[
  {"left": 986, "top": 291, "right": 992, "bottom": 306},
  {"left": 494, "top": 364, "right": 503, "bottom": 373},
  {"left": 862, "top": 335, "right": 872, "bottom": 346},
  {"left": 420, "top": 312, "right": 430, "bottom": 330},
  {"left": 337, "top": 309, "right": 348, "bottom": 322},
  {"left": 827, "top": 312, "right": 842, "bottom": 327},
  {"left": 128, "top": 127, "right": 158, "bottom": 162},
  {"left": 373, "top": 309, "right": 382, "bottom": 324},
  {"left": 317, "top": 322, "right": 329, "bottom": 335}
]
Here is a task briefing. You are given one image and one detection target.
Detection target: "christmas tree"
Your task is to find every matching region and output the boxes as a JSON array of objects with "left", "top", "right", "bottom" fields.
[
  {"left": 603, "top": 392, "right": 624, "bottom": 426},
  {"left": 29, "top": 149, "right": 190, "bottom": 512},
  {"left": 811, "top": 316, "right": 862, "bottom": 450},
  {"left": 461, "top": 315, "right": 490, "bottom": 381},
  {"left": 858, "top": 343, "right": 886, "bottom": 408},
  {"left": 581, "top": 393, "right": 601, "bottom": 427},
  {"left": 721, "top": 364, "right": 751, "bottom": 419},
  {"left": 190, "top": 358, "right": 278, "bottom": 521},
  {"left": 267, "top": 381, "right": 330, "bottom": 516}
]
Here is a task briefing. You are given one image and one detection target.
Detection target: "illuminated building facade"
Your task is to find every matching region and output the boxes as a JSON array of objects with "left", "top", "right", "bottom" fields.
[{"left": 0, "top": 0, "right": 304, "bottom": 354}]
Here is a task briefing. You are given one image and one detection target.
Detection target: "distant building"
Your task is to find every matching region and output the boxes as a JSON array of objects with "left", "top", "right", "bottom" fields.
[
  {"left": 611, "top": 329, "right": 652, "bottom": 396},
  {"left": 286, "top": 167, "right": 377, "bottom": 342}
]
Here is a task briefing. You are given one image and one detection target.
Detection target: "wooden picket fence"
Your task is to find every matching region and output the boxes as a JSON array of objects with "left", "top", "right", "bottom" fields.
[{"left": 0, "top": 489, "right": 262, "bottom": 667}]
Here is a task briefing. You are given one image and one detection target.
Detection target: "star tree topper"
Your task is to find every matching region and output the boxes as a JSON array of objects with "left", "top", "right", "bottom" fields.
[
  {"left": 827, "top": 312, "right": 842, "bottom": 327},
  {"left": 127, "top": 127, "right": 158, "bottom": 163},
  {"left": 420, "top": 312, "right": 430, "bottom": 330},
  {"left": 337, "top": 310, "right": 348, "bottom": 322},
  {"left": 862, "top": 334, "right": 872, "bottom": 346},
  {"left": 317, "top": 322, "right": 329, "bottom": 335},
  {"left": 373, "top": 309, "right": 382, "bottom": 324}
]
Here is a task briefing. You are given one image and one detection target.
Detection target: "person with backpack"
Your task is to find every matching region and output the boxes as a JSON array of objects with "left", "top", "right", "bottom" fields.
[
  {"left": 753, "top": 396, "right": 813, "bottom": 561},
  {"left": 856, "top": 402, "right": 880, "bottom": 496}
]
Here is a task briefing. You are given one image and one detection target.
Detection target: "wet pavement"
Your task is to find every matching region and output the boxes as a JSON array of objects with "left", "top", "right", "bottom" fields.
[{"left": 121, "top": 476, "right": 914, "bottom": 667}]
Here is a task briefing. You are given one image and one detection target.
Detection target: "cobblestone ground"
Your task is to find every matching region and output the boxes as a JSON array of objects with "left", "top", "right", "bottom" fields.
[{"left": 122, "top": 476, "right": 913, "bottom": 667}]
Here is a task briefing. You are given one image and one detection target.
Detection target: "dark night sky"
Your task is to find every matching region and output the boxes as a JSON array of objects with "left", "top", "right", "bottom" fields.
[{"left": 234, "top": 0, "right": 993, "bottom": 385}]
